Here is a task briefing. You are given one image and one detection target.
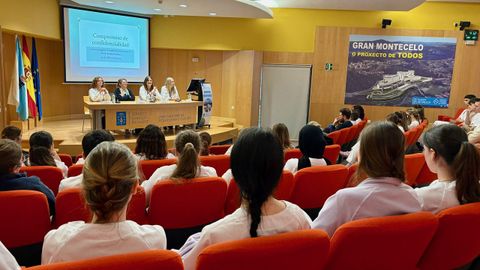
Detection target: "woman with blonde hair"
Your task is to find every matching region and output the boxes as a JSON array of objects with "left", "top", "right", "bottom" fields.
[
  {"left": 160, "top": 77, "right": 180, "bottom": 101},
  {"left": 88, "top": 76, "right": 111, "bottom": 102},
  {"left": 42, "top": 142, "right": 166, "bottom": 264}
]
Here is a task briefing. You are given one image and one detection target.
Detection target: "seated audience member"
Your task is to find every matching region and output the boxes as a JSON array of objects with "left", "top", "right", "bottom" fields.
[
  {"left": 0, "top": 241, "right": 20, "bottom": 270},
  {"left": 386, "top": 113, "right": 405, "bottom": 132},
  {"left": 114, "top": 78, "right": 135, "bottom": 102},
  {"left": 307, "top": 121, "right": 333, "bottom": 145},
  {"left": 324, "top": 108, "right": 353, "bottom": 133},
  {"left": 284, "top": 125, "right": 330, "bottom": 174},
  {"left": 413, "top": 105, "right": 426, "bottom": 122},
  {"left": 199, "top": 132, "right": 212, "bottom": 156},
  {"left": 415, "top": 125, "right": 480, "bottom": 213},
  {"left": 29, "top": 131, "right": 68, "bottom": 177},
  {"left": 462, "top": 98, "right": 480, "bottom": 131},
  {"left": 59, "top": 130, "right": 115, "bottom": 192},
  {"left": 160, "top": 77, "right": 180, "bottom": 101},
  {"left": 350, "top": 111, "right": 361, "bottom": 125},
  {"left": 139, "top": 76, "right": 161, "bottom": 102},
  {"left": 468, "top": 125, "right": 480, "bottom": 145},
  {"left": 434, "top": 98, "right": 476, "bottom": 127},
  {"left": 135, "top": 125, "right": 174, "bottom": 161},
  {"left": 42, "top": 142, "right": 166, "bottom": 264},
  {"left": 142, "top": 130, "right": 217, "bottom": 202},
  {"left": 313, "top": 121, "right": 421, "bottom": 236},
  {"left": 1, "top": 125, "right": 29, "bottom": 165},
  {"left": 0, "top": 139, "right": 55, "bottom": 215},
  {"left": 181, "top": 128, "right": 312, "bottom": 270},
  {"left": 272, "top": 123, "right": 293, "bottom": 150},
  {"left": 406, "top": 108, "right": 421, "bottom": 129},
  {"left": 396, "top": 111, "right": 410, "bottom": 132},
  {"left": 29, "top": 147, "right": 57, "bottom": 167},
  {"left": 352, "top": 104, "right": 365, "bottom": 120},
  {"left": 88, "top": 76, "right": 111, "bottom": 102}
]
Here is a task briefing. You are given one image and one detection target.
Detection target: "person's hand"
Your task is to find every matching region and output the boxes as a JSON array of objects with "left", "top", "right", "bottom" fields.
[{"left": 100, "top": 88, "right": 108, "bottom": 94}]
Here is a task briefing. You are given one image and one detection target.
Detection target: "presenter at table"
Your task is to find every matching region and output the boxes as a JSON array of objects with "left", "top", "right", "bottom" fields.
[
  {"left": 114, "top": 78, "right": 135, "bottom": 102},
  {"left": 139, "top": 76, "right": 161, "bottom": 102},
  {"left": 88, "top": 76, "right": 111, "bottom": 102},
  {"left": 160, "top": 77, "right": 180, "bottom": 101}
]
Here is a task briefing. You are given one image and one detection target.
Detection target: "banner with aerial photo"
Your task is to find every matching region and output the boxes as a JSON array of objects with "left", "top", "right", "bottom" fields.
[{"left": 345, "top": 35, "right": 457, "bottom": 108}]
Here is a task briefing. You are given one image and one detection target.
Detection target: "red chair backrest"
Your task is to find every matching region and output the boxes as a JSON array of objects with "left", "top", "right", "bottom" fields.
[
  {"left": 356, "top": 120, "right": 367, "bottom": 139},
  {"left": 418, "top": 202, "right": 480, "bottom": 270},
  {"left": 209, "top": 145, "right": 232, "bottom": 155},
  {"left": 412, "top": 125, "right": 424, "bottom": 143},
  {"left": 336, "top": 128, "right": 350, "bottom": 146},
  {"left": 26, "top": 250, "right": 183, "bottom": 270},
  {"left": 54, "top": 186, "right": 148, "bottom": 228},
  {"left": 196, "top": 230, "right": 330, "bottom": 270},
  {"left": 58, "top": 154, "right": 73, "bottom": 167},
  {"left": 326, "top": 212, "right": 438, "bottom": 270},
  {"left": 416, "top": 162, "right": 438, "bottom": 186},
  {"left": 324, "top": 144, "right": 340, "bottom": 164},
  {"left": 327, "top": 130, "right": 341, "bottom": 145},
  {"left": 289, "top": 165, "right": 349, "bottom": 209},
  {"left": 344, "top": 124, "right": 358, "bottom": 144},
  {"left": 148, "top": 177, "right": 227, "bottom": 229},
  {"left": 139, "top": 158, "right": 177, "bottom": 180},
  {"left": 453, "top": 107, "right": 465, "bottom": 119},
  {"left": 20, "top": 166, "right": 64, "bottom": 195},
  {"left": 0, "top": 190, "right": 51, "bottom": 248},
  {"left": 224, "top": 179, "right": 241, "bottom": 215},
  {"left": 75, "top": 154, "right": 83, "bottom": 163},
  {"left": 67, "top": 164, "right": 84, "bottom": 177},
  {"left": 199, "top": 155, "right": 230, "bottom": 176},
  {"left": 284, "top": 149, "right": 302, "bottom": 163},
  {"left": 404, "top": 153, "right": 426, "bottom": 186}
]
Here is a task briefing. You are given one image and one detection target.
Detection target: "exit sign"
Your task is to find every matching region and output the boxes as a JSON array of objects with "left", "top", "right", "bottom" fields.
[{"left": 325, "top": 63, "right": 333, "bottom": 71}]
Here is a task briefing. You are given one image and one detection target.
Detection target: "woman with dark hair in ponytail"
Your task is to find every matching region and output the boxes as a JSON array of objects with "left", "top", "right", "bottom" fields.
[
  {"left": 416, "top": 125, "right": 480, "bottom": 213},
  {"left": 284, "top": 125, "right": 329, "bottom": 174},
  {"left": 181, "top": 128, "right": 311, "bottom": 270},
  {"left": 142, "top": 130, "right": 217, "bottom": 202},
  {"left": 313, "top": 121, "right": 421, "bottom": 236}
]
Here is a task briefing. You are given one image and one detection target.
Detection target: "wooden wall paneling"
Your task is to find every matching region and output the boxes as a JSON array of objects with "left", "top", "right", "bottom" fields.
[
  {"left": 0, "top": 26, "right": 6, "bottom": 129},
  {"left": 263, "top": 52, "right": 314, "bottom": 65}
]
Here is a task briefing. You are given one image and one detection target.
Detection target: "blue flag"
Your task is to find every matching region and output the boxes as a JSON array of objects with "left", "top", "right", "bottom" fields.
[
  {"left": 17, "top": 36, "right": 28, "bottom": 121},
  {"left": 32, "top": 38, "right": 42, "bottom": 120}
]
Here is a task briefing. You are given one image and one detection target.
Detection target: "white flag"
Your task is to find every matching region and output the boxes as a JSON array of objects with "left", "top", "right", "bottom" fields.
[{"left": 7, "top": 35, "right": 19, "bottom": 107}]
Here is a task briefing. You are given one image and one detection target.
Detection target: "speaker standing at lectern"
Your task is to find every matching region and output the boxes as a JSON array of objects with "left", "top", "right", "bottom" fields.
[{"left": 114, "top": 78, "right": 135, "bottom": 102}]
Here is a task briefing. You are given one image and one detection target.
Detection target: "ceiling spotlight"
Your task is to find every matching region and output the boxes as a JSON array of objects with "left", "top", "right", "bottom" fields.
[
  {"left": 179, "top": 4, "right": 188, "bottom": 8},
  {"left": 382, "top": 19, "right": 392, "bottom": 29},
  {"left": 209, "top": 12, "right": 217, "bottom": 16},
  {"left": 105, "top": 0, "right": 114, "bottom": 3}
]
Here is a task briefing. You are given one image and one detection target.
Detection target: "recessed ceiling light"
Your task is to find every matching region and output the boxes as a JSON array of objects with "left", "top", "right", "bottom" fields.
[
  {"left": 209, "top": 12, "right": 217, "bottom": 16},
  {"left": 154, "top": 8, "right": 162, "bottom": 11},
  {"left": 179, "top": 4, "right": 188, "bottom": 8},
  {"left": 105, "top": 0, "right": 114, "bottom": 3}
]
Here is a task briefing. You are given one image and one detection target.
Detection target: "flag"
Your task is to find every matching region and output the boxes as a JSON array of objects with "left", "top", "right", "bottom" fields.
[
  {"left": 32, "top": 38, "right": 42, "bottom": 120},
  {"left": 7, "top": 36, "right": 19, "bottom": 108},
  {"left": 8, "top": 36, "right": 29, "bottom": 120},
  {"left": 21, "top": 36, "right": 37, "bottom": 118}
]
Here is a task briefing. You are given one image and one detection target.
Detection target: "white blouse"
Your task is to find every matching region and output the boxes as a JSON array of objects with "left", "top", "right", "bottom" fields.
[
  {"left": 88, "top": 88, "right": 111, "bottom": 102},
  {"left": 134, "top": 153, "right": 176, "bottom": 161},
  {"left": 283, "top": 157, "right": 327, "bottom": 174},
  {"left": 139, "top": 85, "right": 162, "bottom": 102},
  {"left": 0, "top": 241, "right": 20, "bottom": 270},
  {"left": 42, "top": 220, "right": 166, "bottom": 264},
  {"left": 181, "top": 201, "right": 312, "bottom": 270},
  {"left": 55, "top": 159, "right": 68, "bottom": 178},
  {"left": 415, "top": 180, "right": 459, "bottom": 214},
  {"left": 160, "top": 86, "right": 180, "bottom": 101},
  {"left": 312, "top": 177, "right": 421, "bottom": 236},
  {"left": 58, "top": 174, "right": 83, "bottom": 193}
]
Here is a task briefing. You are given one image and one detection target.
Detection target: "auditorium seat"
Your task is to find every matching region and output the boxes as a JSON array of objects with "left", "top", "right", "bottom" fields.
[
  {"left": 344, "top": 124, "right": 358, "bottom": 145},
  {"left": 209, "top": 145, "right": 232, "bottom": 155},
  {"left": 415, "top": 162, "right": 438, "bottom": 187},
  {"left": 336, "top": 128, "right": 350, "bottom": 146},
  {"left": 20, "top": 166, "right": 64, "bottom": 195},
  {"left": 327, "top": 130, "right": 341, "bottom": 145},
  {"left": 199, "top": 155, "right": 230, "bottom": 176},
  {"left": 325, "top": 212, "right": 438, "bottom": 270},
  {"left": 0, "top": 190, "right": 51, "bottom": 266},
  {"left": 139, "top": 158, "right": 177, "bottom": 180},
  {"left": 54, "top": 186, "right": 148, "bottom": 228},
  {"left": 148, "top": 177, "right": 227, "bottom": 249},
  {"left": 58, "top": 154, "right": 73, "bottom": 167},
  {"left": 356, "top": 120, "right": 367, "bottom": 139},
  {"left": 324, "top": 144, "right": 341, "bottom": 164},
  {"left": 289, "top": 165, "right": 349, "bottom": 219},
  {"left": 404, "top": 153, "right": 426, "bottom": 186},
  {"left": 26, "top": 250, "right": 183, "bottom": 270},
  {"left": 403, "top": 130, "right": 414, "bottom": 148},
  {"left": 437, "top": 108, "right": 464, "bottom": 122},
  {"left": 418, "top": 202, "right": 480, "bottom": 270},
  {"left": 67, "top": 164, "right": 83, "bottom": 177},
  {"left": 196, "top": 229, "right": 330, "bottom": 270},
  {"left": 284, "top": 148, "right": 301, "bottom": 163}
]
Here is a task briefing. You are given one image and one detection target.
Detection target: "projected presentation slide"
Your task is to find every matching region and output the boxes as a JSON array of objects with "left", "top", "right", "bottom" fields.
[{"left": 64, "top": 7, "right": 149, "bottom": 82}]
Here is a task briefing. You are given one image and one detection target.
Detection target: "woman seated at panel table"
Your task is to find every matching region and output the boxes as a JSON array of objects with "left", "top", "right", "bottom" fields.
[
  {"left": 114, "top": 78, "right": 135, "bottom": 102},
  {"left": 88, "top": 76, "right": 111, "bottom": 102},
  {"left": 139, "top": 76, "right": 162, "bottom": 102},
  {"left": 160, "top": 77, "right": 180, "bottom": 101}
]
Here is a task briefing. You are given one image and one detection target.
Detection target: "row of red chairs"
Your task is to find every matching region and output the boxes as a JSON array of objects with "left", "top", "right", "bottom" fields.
[
  {"left": 23, "top": 202, "right": 480, "bottom": 270},
  {"left": 404, "top": 119, "right": 428, "bottom": 148},
  {"left": 327, "top": 119, "right": 367, "bottom": 146}
]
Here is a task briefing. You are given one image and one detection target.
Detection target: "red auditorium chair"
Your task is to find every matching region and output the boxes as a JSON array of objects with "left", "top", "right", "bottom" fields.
[
  {"left": 324, "top": 144, "right": 341, "bottom": 164},
  {"left": 415, "top": 162, "right": 438, "bottom": 187},
  {"left": 209, "top": 145, "right": 232, "bottom": 155},
  {"left": 26, "top": 250, "right": 183, "bottom": 270},
  {"left": 418, "top": 202, "right": 480, "bottom": 270},
  {"left": 326, "top": 212, "right": 438, "bottom": 270},
  {"left": 196, "top": 230, "right": 330, "bottom": 270},
  {"left": 67, "top": 164, "right": 83, "bottom": 177},
  {"left": 404, "top": 153, "right": 426, "bottom": 186},
  {"left": 356, "top": 120, "right": 367, "bottom": 139},
  {"left": 327, "top": 130, "right": 341, "bottom": 145},
  {"left": 139, "top": 158, "right": 177, "bottom": 180},
  {"left": 58, "top": 154, "right": 73, "bottom": 167},
  {"left": 344, "top": 124, "right": 358, "bottom": 145},
  {"left": 54, "top": 186, "right": 148, "bottom": 228},
  {"left": 224, "top": 171, "right": 296, "bottom": 215},
  {"left": 20, "top": 166, "right": 64, "bottom": 195},
  {"left": 199, "top": 155, "right": 230, "bottom": 176},
  {"left": 336, "top": 127, "right": 350, "bottom": 146},
  {"left": 289, "top": 165, "right": 349, "bottom": 219},
  {"left": 284, "top": 148, "right": 301, "bottom": 163},
  {"left": 0, "top": 190, "right": 51, "bottom": 266},
  {"left": 148, "top": 177, "right": 227, "bottom": 249},
  {"left": 437, "top": 108, "right": 464, "bottom": 122}
]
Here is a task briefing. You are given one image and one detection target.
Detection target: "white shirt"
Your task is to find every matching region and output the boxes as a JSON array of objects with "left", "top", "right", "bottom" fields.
[
  {"left": 55, "top": 159, "right": 68, "bottom": 178},
  {"left": 181, "top": 201, "right": 312, "bottom": 270},
  {"left": 88, "top": 88, "right": 111, "bottom": 102},
  {"left": 141, "top": 164, "right": 217, "bottom": 202},
  {"left": 458, "top": 109, "right": 468, "bottom": 122},
  {"left": 415, "top": 180, "right": 459, "bottom": 214},
  {"left": 224, "top": 145, "right": 233, "bottom": 156},
  {"left": 283, "top": 157, "right": 327, "bottom": 174},
  {"left": 160, "top": 86, "right": 180, "bottom": 101},
  {"left": 58, "top": 174, "right": 83, "bottom": 193},
  {"left": 75, "top": 158, "right": 85, "bottom": 165},
  {"left": 41, "top": 220, "right": 166, "bottom": 264},
  {"left": 139, "top": 86, "right": 162, "bottom": 102},
  {"left": 470, "top": 113, "right": 480, "bottom": 128},
  {"left": 0, "top": 241, "right": 20, "bottom": 270},
  {"left": 134, "top": 153, "right": 176, "bottom": 161},
  {"left": 312, "top": 177, "right": 421, "bottom": 236},
  {"left": 408, "top": 120, "right": 420, "bottom": 130},
  {"left": 352, "top": 118, "right": 362, "bottom": 125},
  {"left": 346, "top": 141, "right": 360, "bottom": 164}
]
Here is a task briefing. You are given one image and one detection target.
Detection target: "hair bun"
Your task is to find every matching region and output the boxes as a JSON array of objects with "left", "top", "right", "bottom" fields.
[{"left": 185, "top": 142, "right": 194, "bottom": 148}]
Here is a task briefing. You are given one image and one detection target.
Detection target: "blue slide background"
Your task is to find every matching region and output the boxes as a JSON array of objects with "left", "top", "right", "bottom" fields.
[{"left": 64, "top": 7, "right": 149, "bottom": 82}]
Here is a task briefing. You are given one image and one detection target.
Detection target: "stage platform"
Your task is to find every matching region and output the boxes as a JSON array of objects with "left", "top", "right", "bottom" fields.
[{"left": 21, "top": 116, "right": 240, "bottom": 156}]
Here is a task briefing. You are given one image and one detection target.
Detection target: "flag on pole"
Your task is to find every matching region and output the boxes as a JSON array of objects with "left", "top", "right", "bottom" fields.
[
  {"left": 31, "top": 38, "right": 42, "bottom": 120},
  {"left": 21, "top": 36, "right": 37, "bottom": 118},
  {"left": 7, "top": 36, "right": 20, "bottom": 108},
  {"left": 8, "top": 36, "right": 29, "bottom": 120}
]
